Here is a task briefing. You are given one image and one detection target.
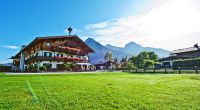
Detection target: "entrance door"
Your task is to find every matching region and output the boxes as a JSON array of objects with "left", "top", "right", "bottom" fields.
[{"left": 83, "top": 65, "right": 87, "bottom": 71}]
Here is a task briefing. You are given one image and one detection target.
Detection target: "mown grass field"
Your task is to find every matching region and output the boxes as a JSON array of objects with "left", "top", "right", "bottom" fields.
[{"left": 0, "top": 72, "right": 200, "bottom": 110}]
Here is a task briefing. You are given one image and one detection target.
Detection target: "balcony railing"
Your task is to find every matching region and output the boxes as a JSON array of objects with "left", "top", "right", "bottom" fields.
[{"left": 25, "top": 56, "right": 88, "bottom": 64}]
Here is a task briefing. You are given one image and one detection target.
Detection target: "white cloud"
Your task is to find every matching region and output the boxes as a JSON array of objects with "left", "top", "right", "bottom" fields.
[
  {"left": 84, "top": 21, "right": 109, "bottom": 30},
  {"left": 68, "top": 0, "right": 200, "bottom": 51},
  {"left": 1, "top": 45, "right": 19, "bottom": 49}
]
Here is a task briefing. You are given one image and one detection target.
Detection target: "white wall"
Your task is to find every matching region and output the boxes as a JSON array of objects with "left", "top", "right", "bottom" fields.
[
  {"left": 38, "top": 61, "right": 64, "bottom": 69},
  {"left": 19, "top": 52, "right": 25, "bottom": 71}
]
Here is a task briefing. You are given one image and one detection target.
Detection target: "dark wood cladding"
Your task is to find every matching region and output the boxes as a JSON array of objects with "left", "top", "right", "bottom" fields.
[
  {"left": 175, "top": 51, "right": 200, "bottom": 58},
  {"left": 13, "top": 61, "right": 20, "bottom": 65},
  {"left": 23, "top": 36, "right": 91, "bottom": 56},
  {"left": 55, "top": 48, "right": 80, "bottom": 55},
  {"left": 22, "top": 35, "right": 94, "bottom": 53}
]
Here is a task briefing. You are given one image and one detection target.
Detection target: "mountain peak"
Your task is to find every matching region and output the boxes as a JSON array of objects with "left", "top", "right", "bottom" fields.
[
  {"left": 127, "top": 41, "right": 137, "bottom": 45},
  {"left": 105, "top": 44, "right": 112, "bottom": 47},
  {"left": 85, "top": 38, "right": 96, "bottom": 42},
  {"left": 125, "top": 41, "right": 141, "bottom": 47}
]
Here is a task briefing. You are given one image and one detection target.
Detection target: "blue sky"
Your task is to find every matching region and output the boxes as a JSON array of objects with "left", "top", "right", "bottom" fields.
[
  {"left": 0, "top": 0, "right": 149, "bottom": 63},
  {"left": 1, "top": 0, "right": 200, "bottom": 63}
]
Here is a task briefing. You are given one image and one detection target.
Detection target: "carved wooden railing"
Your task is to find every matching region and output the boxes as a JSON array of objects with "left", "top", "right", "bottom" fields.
[{"left": 25, "top": 56, "right": 88, "bottom": 64}]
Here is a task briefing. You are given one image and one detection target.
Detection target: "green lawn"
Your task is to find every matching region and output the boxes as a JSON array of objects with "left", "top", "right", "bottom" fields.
[{"left": 1, "top": 72, "right": 200, "bottom": 110}]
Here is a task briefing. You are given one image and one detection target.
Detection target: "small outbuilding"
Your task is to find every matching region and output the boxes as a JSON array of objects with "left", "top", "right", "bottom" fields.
[{"left": 94, "top": 61, "right": 116, "bottom": 70}]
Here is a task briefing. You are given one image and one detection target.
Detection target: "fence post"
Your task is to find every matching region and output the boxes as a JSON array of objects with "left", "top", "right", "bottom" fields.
[
  {"left": 136, "top": 69, "right": 137, "bottom": 73},
  {"left": 195, "top": 66, "right": 198, "bottom": 74},
  {"left": 178, "top": 67, "right": 181, "bottom": 74},
  {"left": 153, "top": 68, "right": 155, "bottom": 73},
  {"left": 164, "top": 67, "right": 167, "bottom": 73},
  {"left": 144, "top": 68, "right": 146, "bottom": 73}
]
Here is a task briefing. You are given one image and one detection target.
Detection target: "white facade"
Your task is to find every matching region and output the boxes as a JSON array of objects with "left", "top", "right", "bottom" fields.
[
  {"left": 25, "top": 50, "right": 88, "bottom": 61},
  {"left": 38, "top": 61, "right": 64, "bottom": 69},
  {"left": 19, "top": 52, "right": 25, "bottom": 71},
  {"left": 22, "top": 50, "right": 90, "bottom": 71}
]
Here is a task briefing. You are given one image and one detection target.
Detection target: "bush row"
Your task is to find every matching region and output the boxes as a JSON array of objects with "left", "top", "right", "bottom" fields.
[{"left": 173, "top": 58, "right": 200, "bottom": 69}]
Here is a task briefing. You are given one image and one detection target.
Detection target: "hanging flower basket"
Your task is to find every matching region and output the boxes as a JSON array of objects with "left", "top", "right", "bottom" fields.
[{"left": 80, "top": 59, "right": 87, "bottom": 63}]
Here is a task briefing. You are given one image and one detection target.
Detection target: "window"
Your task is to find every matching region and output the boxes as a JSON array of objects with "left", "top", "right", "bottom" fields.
[
  {"left": 56, "top": 54, "right": 63, "bottom": 57},
  {"left": 47, "top": 42, "right": 51, "bottom": 47},
  {"left": 49, "top": 53, "right": 52, "bottom": 57},
  {"left": 44, "top": 52, "right": 47, "bottom": 57},
  {"left": 44, "top": 52, "right": 52, "bottom": 57}
]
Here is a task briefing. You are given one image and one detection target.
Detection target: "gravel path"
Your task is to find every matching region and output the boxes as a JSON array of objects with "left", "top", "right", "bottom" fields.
[{"left": 5, "top": 70, "right": 121, "bottom": 75}]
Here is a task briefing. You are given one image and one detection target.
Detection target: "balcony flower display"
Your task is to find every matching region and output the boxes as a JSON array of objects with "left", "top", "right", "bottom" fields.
[
  {"left": 61, "top": 47, "right": 80, "bottom": 52},
  {"left": 54, "top": 56, "right": 63, "bottom": 60},
  {"left": 64, "top": 57, "right": 80, "bottom": 61},
  {"left": 80, "top": 59, "right": 88, "bottom": 63},
  {"left": 54, "top": 56, "right": 81, "bottom": 62}
]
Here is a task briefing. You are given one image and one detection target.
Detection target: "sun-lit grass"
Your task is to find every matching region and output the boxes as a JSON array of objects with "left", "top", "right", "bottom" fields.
[{"left": 1, "top": 72, "right": 200, "bottom": 109}]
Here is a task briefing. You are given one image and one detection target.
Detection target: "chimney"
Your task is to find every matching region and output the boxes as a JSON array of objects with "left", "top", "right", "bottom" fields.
[
  {"left": 194, "top": 43, "right": 200, "bottom": 50},
  {"left": 21, "top": 45, "right": 26, "bottom": 51}
]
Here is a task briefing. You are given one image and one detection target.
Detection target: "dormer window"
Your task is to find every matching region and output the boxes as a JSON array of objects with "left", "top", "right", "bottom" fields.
[{"left": 47, "top": 42, "right": 51, "bottom": 47}]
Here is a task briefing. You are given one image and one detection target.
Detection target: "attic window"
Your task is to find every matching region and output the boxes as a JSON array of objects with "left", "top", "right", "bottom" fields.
[
  {"left": 47, "top": 42, "right": 51, "bottom": 47},
  {"left": 58, "top": 45, "right": 62, "bottom": 48}
]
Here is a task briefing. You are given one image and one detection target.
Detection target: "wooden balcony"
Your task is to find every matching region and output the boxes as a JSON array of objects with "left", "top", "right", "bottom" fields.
[
  {"left": 25, "top": 56, "right": 88, "bottom": 64},
  {"left": 54, "top": 47, "right": 81, "bottom": 55}
]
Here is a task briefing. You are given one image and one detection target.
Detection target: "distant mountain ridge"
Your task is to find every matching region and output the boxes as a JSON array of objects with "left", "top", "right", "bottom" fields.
[
  {"left": 85, "top": 38, "right": 170, "bottom": 64},
  {"left": 85, "top": 38, "right": 128, "bottom": 64}
]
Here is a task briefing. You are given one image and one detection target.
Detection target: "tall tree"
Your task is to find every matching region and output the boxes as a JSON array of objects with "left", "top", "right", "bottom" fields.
[
  {"left": 104, "top": 51, "right": 113, "bottom": 61},
  {"left": 129, "top": 51, "right": 158, "bottom": 68},
  {"left": 124, "top": 60, "right": 137, "bottom": 71},
  {"left": 148, "top": 52, "right": 158, "bottom": 61},
  {"left": 114, "top": 58, "right": 118, "bottom": 64}
]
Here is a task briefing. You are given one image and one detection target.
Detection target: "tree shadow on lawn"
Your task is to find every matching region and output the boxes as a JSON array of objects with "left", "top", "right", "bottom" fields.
[
  {"left": 190, "top": 76, "right": 200, "bottom": 80},
  {"left": 127, "top": 71, "right": 200, "bottom": 75}
]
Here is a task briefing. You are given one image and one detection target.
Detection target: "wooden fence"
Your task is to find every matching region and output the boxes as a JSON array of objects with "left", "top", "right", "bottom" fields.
[
  {"left": 123, "top": 67, "right": 200, "bottom": 74},
  {"left": 0, "top": 66, "right": 12, "bottom": 72}
]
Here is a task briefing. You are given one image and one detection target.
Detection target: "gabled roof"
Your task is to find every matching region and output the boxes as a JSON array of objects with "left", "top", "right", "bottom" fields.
[
  {"left": 94, "top": 61, "right": 115, "bottom": 66},
  {"left": 11, "top": 35, "right": 94, "bottom": 59},
  {"left": 172, "top": 46, "right": 200, "bottom": 54}
]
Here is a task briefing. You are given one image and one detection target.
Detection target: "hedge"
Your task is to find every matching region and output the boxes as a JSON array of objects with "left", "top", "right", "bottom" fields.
[{"left": 173, "top": 58, "right": 200, "bottom": 69}]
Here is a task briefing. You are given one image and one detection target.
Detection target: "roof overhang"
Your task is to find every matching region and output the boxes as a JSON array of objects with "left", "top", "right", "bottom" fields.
[{"left": 11, "top": 35, "right": 95, "bottom": 59}]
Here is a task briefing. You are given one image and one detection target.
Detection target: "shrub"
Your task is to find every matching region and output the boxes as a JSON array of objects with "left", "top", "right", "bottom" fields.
[
  {"left": 28, "top": 65, "right": 38, "bottom": 72},
  {"left": 39, "top": 66, "right": 47, "bottom": 72},
  {"left": 64, "top": 63, "right": 76, "bottom": 71}
]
